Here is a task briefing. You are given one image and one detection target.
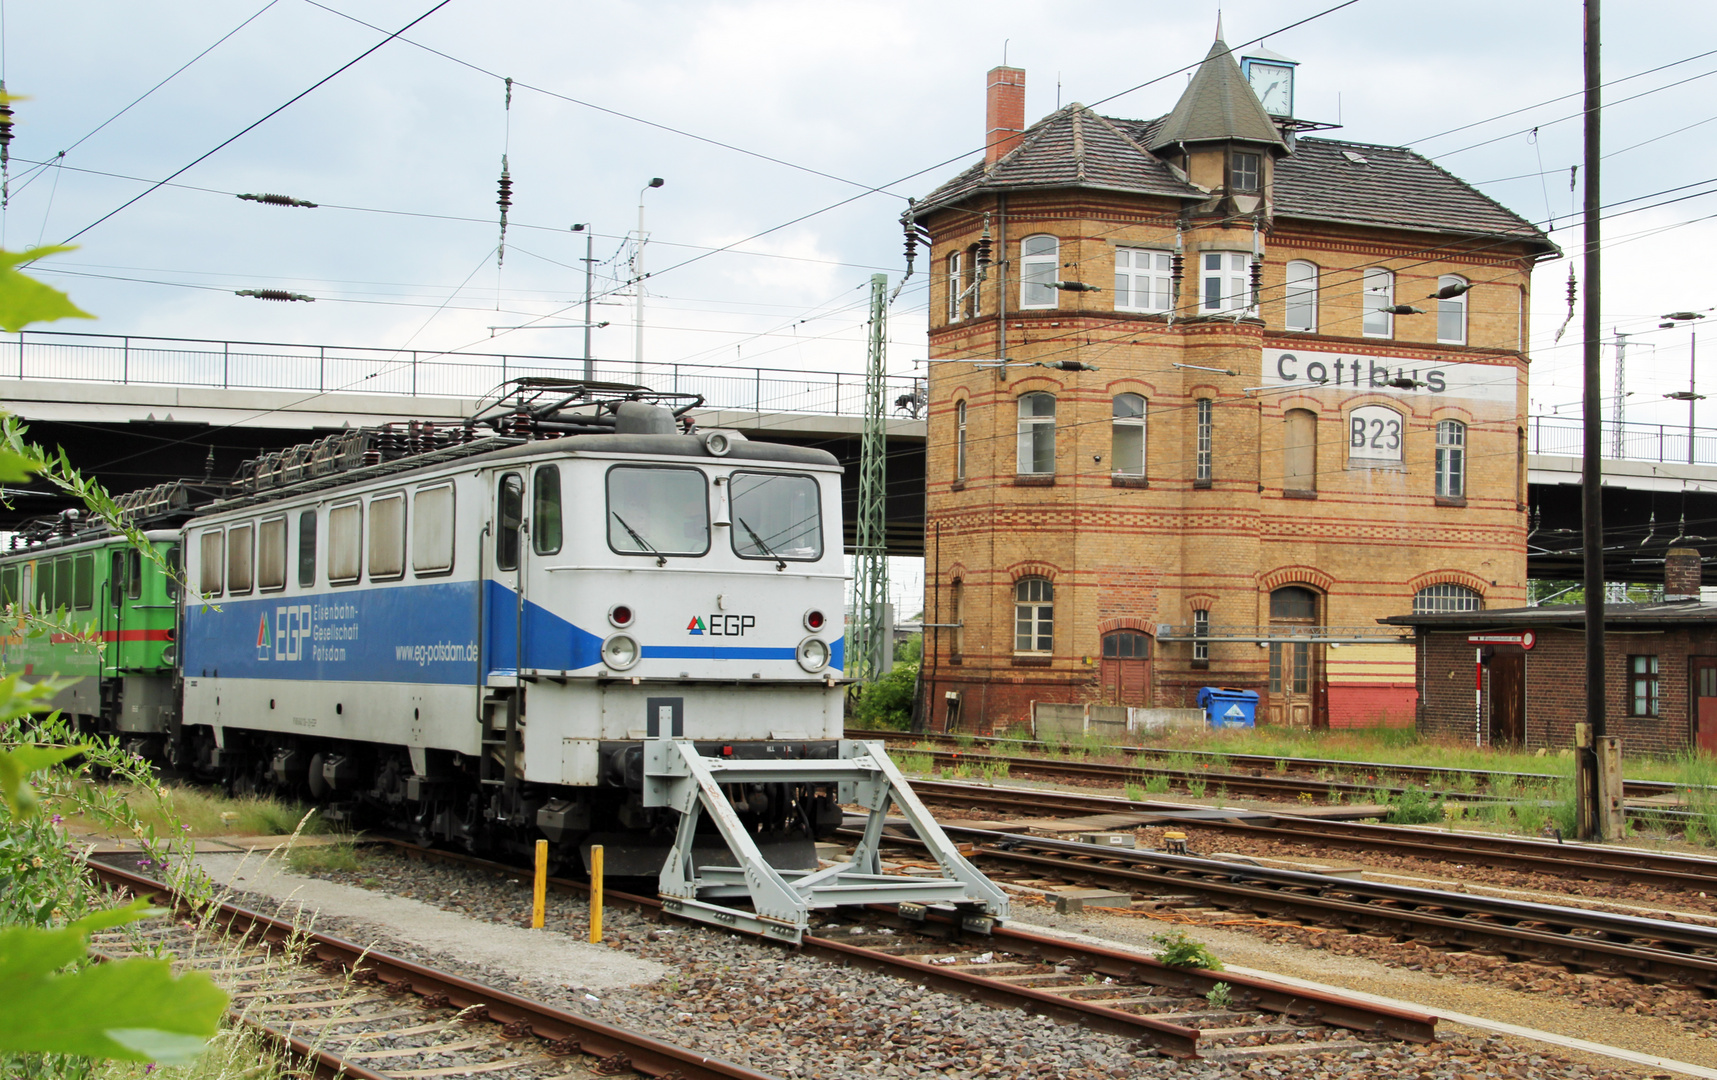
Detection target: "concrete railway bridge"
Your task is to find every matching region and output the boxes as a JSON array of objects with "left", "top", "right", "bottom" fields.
[{"left": 3, "top": 329, "right": 1712, "bottom": 583}]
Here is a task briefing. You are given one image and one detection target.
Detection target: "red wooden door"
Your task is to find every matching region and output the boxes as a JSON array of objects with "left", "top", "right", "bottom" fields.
[
  {"left": 1692, "top": 658, "right": 1717, "bottom": 754},
  {"left": 1100, "top": 631, "right": 1151, "bottom": 706}
]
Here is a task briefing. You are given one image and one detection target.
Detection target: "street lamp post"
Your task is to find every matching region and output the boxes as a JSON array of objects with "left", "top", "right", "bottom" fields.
[
  {"left": 634, "top": 178, "right": 665, "bottom": 383},
  {"left": 572, "top": 223, "right": 595, "bottom": 381},
  {"left": 1660, "top": 311, "right": 1707, "bottom": 465}
]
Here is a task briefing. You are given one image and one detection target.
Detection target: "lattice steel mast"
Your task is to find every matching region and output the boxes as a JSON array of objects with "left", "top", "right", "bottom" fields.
[{"left": 850, "top": 273, "right": 890, "bottom": 683}]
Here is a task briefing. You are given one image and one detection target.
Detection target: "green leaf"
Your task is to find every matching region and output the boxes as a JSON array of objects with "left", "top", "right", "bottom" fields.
[
  {"left": 0, "top": 443, "right": 38, "bottom": 483},
  {"left": 0, "top": 743, "right": 83, "bottom": 818},
  {"left": 0, "top": 247, "right": 95, "bottom": 332}
]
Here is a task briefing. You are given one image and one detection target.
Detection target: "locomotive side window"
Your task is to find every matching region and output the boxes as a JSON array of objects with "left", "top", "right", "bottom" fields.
[
  {"left": 729, "top": 472, "right": 822, "bottom": 561},
  {"left": 496, "top": 473, "right": 524, "bottom": 571},
  {"left": 606, "top": 466, "right": 710, "bottom": 557},
  {"left": 36, "top": 560, "right": 55, "bottom": 610},
  {"left": 110, "top": 551, "right": 126, "bottom": 604},
  {"left": 127, "top": 550, "right": 142, "bottom": 599},
  {"left": 54, "top": 556, "right": 73, "bottom": 611},
  {"left": 328, "top": 503, "right": 363, "bottom": 584},
  {"left": 227, "top": 524, "right": 255, "bottom": 595},
  {"left": 72, "top": 553, "right": 94, "bottom": 610},
  {"left": 1, "top": 564, "right": 16, "bottom": 609},
  {"left": 258, "top": 517, "right": 288, "bottom": 591},
  {"left": 532, "top": 466, "right": 562, "bottom": 556},
  {"left": 165, "top": 546, "right": 181, "bottom": 598},
  {"left": 297, "top": 510, "right": 317, "bottom": 588},
  {"left": 412, "top": 485, "right": 455, "bottom": 574},
  {"left": 198, "top": 530, "right": 224, "bottom": 596},
  {"left": 369, "top": 493, "right": 406, "bottom": 580}
]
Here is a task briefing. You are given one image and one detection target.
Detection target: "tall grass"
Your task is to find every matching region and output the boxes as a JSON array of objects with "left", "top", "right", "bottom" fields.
[{"left": 114, "top": 783, "right": 329, "bottom": 837}]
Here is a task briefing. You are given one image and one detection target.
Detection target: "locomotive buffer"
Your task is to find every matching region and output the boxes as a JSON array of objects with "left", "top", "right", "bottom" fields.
[{"left": 645, "top": 735, "right": 1009, "bottom": 943}]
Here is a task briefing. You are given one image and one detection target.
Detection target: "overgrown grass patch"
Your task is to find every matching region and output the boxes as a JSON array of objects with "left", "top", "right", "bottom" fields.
[
  {"left": 286, "top": 841, "right": 363, "bottom": 875},
  {"left": 102, "top": 784, "right": 328, "bottom": 838}
]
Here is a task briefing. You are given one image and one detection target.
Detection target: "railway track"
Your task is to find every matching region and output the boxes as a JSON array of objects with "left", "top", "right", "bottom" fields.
[
  {"left": 850, "top": 728, "right": 1699, "bottom": 801},
  {"left": 84, "top": 857, "right": 776, "bottom": 1080},
  {"left": 872, "top": 824, "right": 1717, "bottom": 995},
  {"left": 363, "top": 840, "right": 1435, "bottom": 1059},
  {"left": 906, "top": 778, "right": 1717, "bottom": 894}
]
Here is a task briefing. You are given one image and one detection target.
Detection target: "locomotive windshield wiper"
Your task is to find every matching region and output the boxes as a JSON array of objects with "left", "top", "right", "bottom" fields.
[
  {"left": 611, "top": 512, "right": 666, "bottom": 566},
  {"left": 738, "top": 517, "right": 786, "bottom": 570}
]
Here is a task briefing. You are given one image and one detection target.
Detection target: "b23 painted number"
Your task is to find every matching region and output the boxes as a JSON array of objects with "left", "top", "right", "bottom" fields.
[{"left": 1350, "top": 416, "right": 1401, "bottom": 452}]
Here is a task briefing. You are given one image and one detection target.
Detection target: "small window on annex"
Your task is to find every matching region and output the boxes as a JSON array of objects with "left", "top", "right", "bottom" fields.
[
  {"left": 1630, "top": 655, "right": 1659, "bottom": 717},
  {"left": 327, "top": 503, "right": 363, "bottom": 584},
  {"left": 1019, "top": 235, "right": 1059, "bottom": 309},
  {"left": 1114, "top": 248, "right": 1172, "bottom": 312},
  {"left": 412, "top": 485, "right": 455, "bottom": 574},
  {"left": 1363, "top": 268, "right": 1395, "bottom": 337},
  {"left": 533, "top": 465, "right": 562, "bottom": 555},
  {"left": 1231, "top": 151, "right": 1262, "bottom": 192},
  {"left": 1437, "top": 275, "right": 1469, "bottom": 345},
  {"left": 1284, "top": 260, "right": 1318, "bottom": 331},
  {"left": 297, "top": 510, "right": 317, "bottom": 588},
  {"left": 369, "top": 493, "right": 406, "bottom": 579},
  {"left": 1283, "top": 408, "right": 1317, "bottom": 493},
  {"left": 1413, "top": 583, "right": 1481, "bottom": 614},
  {"left": 258, "top": 517, "right": 287, "bottom": 591},
  {"left": 606, "top": 466, "right": 710, "bottom": 557},
  {"left": 1017, "top": 392, "right": 1056, "bottom": 475},
  {"left": 1112, "top": 394, "right": 1146, "bottom": 475},
  {"left": 730, "top": 472, "right": 822, "bottom": 561},
  {"left": 227, "top": 523, "right": 254, "bottom": 595},
  {"left": 1014, "top": 577, "right": 1053, "bottom": 653},
  {"left": 198, "top": 530, "right": 224, "bottom": 596}
]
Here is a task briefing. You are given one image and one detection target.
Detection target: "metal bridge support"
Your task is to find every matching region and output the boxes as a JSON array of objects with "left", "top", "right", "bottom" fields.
[{"left": 643, "top": 737, "right": 1009, "bottom": 944}]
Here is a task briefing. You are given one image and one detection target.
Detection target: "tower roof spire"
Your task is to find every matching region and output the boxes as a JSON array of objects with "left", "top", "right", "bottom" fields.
[{"left": 1148, "top": 34, "right": 1286, "bottom": 153}]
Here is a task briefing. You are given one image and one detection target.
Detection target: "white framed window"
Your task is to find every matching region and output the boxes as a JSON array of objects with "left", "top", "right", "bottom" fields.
[
  {"left": 1436, "top": 420, "right": 1466, "bottom": 498},
  {"left": 1348, "top": 404, "right": 1404, "bottom": 466},
  {"left": 1017, "top": 392, "right": 1056, "bottom": 475},
  {"left": 1413, "top": 583, "right": 1481, "bottom": 614},
  {"left": 1112, "top": 393, "right": 1146, "bottom": 475},
  {"left": 198, "top": 529, "right": 224, "bottom": 597},
  {"left": 955, "top": 399, "right": 968, "bottom": 481},
  {"left": 1284, "top": 408, "right": 1317, "bottom": 492},
  {"left": 1438, "top": 274, "right": 1468, "bottom": 345},
  {"left": 1363, "top": 268, "right": 1395, "bottom": 337},
  {"left": 1014, "top": 577, "right": 1053, "bottom": 653},
  {"left": 1195, "top": 397, "right": 1214, "bottom": 482},
  {"left": 946, "top": 251, "right": 964, "bottom": 322},
  {"left": 328, "top": 502, "right": 363, "bottom": 584},
  {"left": 226, "top": 523, "right": 254, "bottom": 595},
  {"left": 1284, "top": 260, "right": 1318, "bottom": 331},
  {"left": 412, "top": 484, "right": 456, "bottom": 574},
  {"left": 1115, "top": 248, "right": 1172, "bottom": 312},
  {"left": 368, "top": 492, "right": 406, "bottom": 580},
  {"left": 1020, "top": 234, "right": 1059, "bottom": 309},
  {"left": 1201, "top": 252, "right": 1252, "bottom": 314},
  {"left": 1192, "top": 608, "right": 1210, "bottom": 662},
  {"left": 257, "top": 516, "right": 287, "bottom": 591}
]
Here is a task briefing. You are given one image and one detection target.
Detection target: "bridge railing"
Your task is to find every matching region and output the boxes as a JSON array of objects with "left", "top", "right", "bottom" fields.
[
  {"left": 1526, "top": 414, "right": 1717, "bottom": 467},
  {"left": 2, "top": 330, "right": 921, "bottom": 418}
]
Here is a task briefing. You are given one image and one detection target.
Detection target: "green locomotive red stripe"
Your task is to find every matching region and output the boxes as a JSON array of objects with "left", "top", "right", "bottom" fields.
[{"left": 44, "top": 629, "right": 172, "bottom": 644}]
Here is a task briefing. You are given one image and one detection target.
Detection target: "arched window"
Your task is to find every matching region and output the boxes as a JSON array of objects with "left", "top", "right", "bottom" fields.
[
  {"left": 1363, "top": 268, "right": 1395, "bottom": 337},
  {"left": 1020, "top": 235, "right": 1059, "bottom": 309},
  {"left": 1270, "top": 586, "right": 1319, "bottom": 621},
  {"left": 951, "top": 578, "right": 965, "bottom": 655},
  {"left": 1112, "top": 393, "right": 1146, "bottom": 476},
  {"left": 1192, "top": 608, "right": 1210, "bottom": 663},
  {"left": 1436, "top": 420, "right": 1466, "bottom": 498},
  {"left": 955, "top": 399, "right": 968, "bottom": 481},
  {"left": 946, "top": 251, "right": 964, "bottom": 322},
  {"left": 1437, "top": 274, "right": 1468, "bottom": 345},
  {"left": 1015, "top": 577, "right": 1053, "bottom": 653},
  {"left": 1414, "top": 583, "right": 1481, "bottom": 614},
  {"left": 1284, "top": 260, "right": 1318, "bottom": 331},
  {"left": 1283, "top": 408, "right": 1317, "bottom": 493},
  {"left": 1017, "top": 392, "right": 1056, "bottom": 475}
]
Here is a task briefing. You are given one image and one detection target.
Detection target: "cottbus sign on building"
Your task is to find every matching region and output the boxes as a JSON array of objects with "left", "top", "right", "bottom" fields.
[{"left": 1262, "top": 349, "right": 1518, "bottom": 404}]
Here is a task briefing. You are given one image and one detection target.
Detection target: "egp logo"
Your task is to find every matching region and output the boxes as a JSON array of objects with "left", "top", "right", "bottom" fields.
[
  {"left": 260, "top": 604, "right": 313, "bottom": 661},
  {"left": 687, "top": 614, "right": 756, "bottom": 636}
]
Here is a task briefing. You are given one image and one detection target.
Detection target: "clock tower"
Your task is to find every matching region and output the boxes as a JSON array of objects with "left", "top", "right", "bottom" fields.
[{"left": 1240, "top": 47, "right": 1298, "bottom": 119}]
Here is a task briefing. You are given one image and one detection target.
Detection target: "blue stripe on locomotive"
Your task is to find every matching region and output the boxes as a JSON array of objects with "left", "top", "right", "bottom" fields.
[{"left": 184, "top": 580, "right": 844, "bottom": 682}]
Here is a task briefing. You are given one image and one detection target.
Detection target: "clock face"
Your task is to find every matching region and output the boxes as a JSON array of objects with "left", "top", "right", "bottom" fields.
[{"left": 1248, "top": 63, "right": 1293, "bottom": 116}]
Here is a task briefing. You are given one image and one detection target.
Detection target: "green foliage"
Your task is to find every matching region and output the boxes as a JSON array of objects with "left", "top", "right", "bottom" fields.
[
  {"left": 850, "top": 664, "right": 917, "bottom": 730},
  {"left": 893, "top": 633, "right": 922, "bottom": 665},
  {"left": 1383, "top": 787, "right": 1445, "bottom": 825},
  {"left": 1151, "top": 930, "right": 1223, "bottom": 970},
  {"left": 895, "top": 753, "right": 933, "bottom": 776},
  {"left": 1186, "top": 778, "right": 1207, "bottom": 799},
  {"left": 1205, "top": 982, "right": 1233, "bottom": 1009},
  {"left": 286, "top": 842, "right": 361, "bottom": 875},
  {"left": 1143, "top": 775, "right": 1170, "bottom": 795},
  {"left": 977, "top": 759, "right": 1010, "bottom": 782},
  {"left": 0, "top": 247, "right": 94, "bottom": 332}
]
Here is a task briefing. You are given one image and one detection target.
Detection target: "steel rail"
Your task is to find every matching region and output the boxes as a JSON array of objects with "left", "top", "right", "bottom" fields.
[
  {"left": 85, "top": 858, "right": 778, "bottom": 1080},
  {"left": 889, "top": 826, "right": 1717, "bottom": 993},
  {"left": 374, "top": 840, "right": 1435, "bottom": 1056},
  {"left": 904, "top": 778, "right": 1717, "bottom": 892}
]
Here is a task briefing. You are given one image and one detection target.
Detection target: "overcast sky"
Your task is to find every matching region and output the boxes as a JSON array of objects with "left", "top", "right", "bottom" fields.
[{"left": 6, "top": 0, "right": 1717, "bottom": 436}]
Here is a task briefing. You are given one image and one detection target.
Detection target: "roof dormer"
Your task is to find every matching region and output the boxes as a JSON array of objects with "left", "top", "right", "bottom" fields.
[{"left": 1149, "top": 35, "right": 1289, "bottom": 219}]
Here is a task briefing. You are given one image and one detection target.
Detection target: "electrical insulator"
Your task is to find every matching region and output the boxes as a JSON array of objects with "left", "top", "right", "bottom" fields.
[
  {"left": 1430, "top": 281, "right": 1472, "bottom": 300},
  {"left": 238, "top": 192, "right": 319, "bottom": 208},
  {"left": 497, "top": 169, "right": 513, "bottom": 215},
  {"left": 0, "top": 93, "right": 13, "bottom": 163},
  {"left": 1381, "top": 304, "right": 1425, "bottom": 316},
  {"left": 235, "top": 289, "right": 315, "bottom": 302}
]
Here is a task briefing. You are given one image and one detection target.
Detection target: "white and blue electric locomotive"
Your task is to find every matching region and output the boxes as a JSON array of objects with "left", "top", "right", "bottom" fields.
[{"left": 178, "top": 384, "right": 849, "bottom": 869}]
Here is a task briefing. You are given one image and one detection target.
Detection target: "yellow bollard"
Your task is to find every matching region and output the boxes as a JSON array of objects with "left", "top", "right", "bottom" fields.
[
  {"left": 531, "top": 839, "right": 548, "bottom": 929},
  {"left": 589, "top": 844, "right": 604, "bottom": 943}
]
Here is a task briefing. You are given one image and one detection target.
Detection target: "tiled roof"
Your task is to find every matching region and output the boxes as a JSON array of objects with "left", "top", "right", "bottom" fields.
[
  {"left": 1148, "top": 39, "right": 1286, "bottom": 152},
  {"left": 914, "top": 104, "right": 1204, "bottom": 214}
]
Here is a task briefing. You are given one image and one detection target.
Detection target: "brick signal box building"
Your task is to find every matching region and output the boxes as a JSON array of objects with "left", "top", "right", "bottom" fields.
[{"left": 913, "top": 37, "right": 1557, "bottom": 733}]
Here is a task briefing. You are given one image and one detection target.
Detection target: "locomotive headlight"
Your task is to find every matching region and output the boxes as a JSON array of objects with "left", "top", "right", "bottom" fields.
[
  {"left": 603, "top": 634, "right": 641, "bottom": 670},
  {"left": 803, "top": 609, "right": 826, "bottom": 632},
  {"left": 796, "top": 636, "right": 830, "bottom": 673}
]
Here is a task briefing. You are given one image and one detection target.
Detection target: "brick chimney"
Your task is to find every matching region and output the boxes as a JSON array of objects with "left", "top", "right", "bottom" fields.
[
  {"left": 986, "top": 66, "right": 1026, "bottom": 165},
  {"left": 1665, "top": 546, "right": 1704, "bottom": 601}
]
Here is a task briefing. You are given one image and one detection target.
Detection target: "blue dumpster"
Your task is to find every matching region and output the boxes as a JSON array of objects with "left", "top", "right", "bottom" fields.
[{"left": 1196, "top": 687, "right": 1258, "bottom": 729}]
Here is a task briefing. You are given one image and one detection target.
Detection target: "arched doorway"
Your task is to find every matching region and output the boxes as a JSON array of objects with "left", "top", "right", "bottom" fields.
[
  {"left": 1100, "top": 629, "right": 1151, "bottom": 706},
  {"left": 1267, "top": 586, "right": 1325, "bottom": 728}
]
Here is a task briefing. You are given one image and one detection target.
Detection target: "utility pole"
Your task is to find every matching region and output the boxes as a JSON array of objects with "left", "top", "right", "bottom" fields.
[
  {"left": 1578, "top": 0, "right": 1623, "bottom": 842},
  {"left": 633, "top": 177, "right": 664, "bottom": 383},
  {"left": 573, "top": 223, "right": 595, "bottom": 382},
  {"left": 851, "top": 274, "right": 891, "bottom": 684},
  {"left": 1610, "top": 330, "right": 1626, "bottom": 459}
]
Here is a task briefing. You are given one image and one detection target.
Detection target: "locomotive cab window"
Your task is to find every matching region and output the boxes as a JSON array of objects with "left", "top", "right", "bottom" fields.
[
  {"left": 165, "top": 546, "right": 181, "bottom": 598},
  {"left": 128, "top": 550, "right": 142, "bottom": 599},
  {"left": 227, "top": 524, "right": 255, "bottom": 595},
  {"left": 34, "top": 560, "right": 52, "bottom": 611},
  {"left": 0, "top": 565, "right": 15, "bottom": 609},
  {"left": 369, "top": 493, "right": 406, "bottom": 580},
  {"left": 297, "top": 511, "right": 317, "bottom": 588},
  {"left": 412, "top": 485, "right": 455, "bottom": 575},
  {"left": 54, "top": 556, "right": 73, "bottom": 611},
  {"left": 72, "top": 553, "right": 94, "bottom": 610},
  {"left": 606, "top": 465, "right": 710, "bottom": 557},
  {"left": 258, "top": 517, "right": 288, "bottom": 591},
  {"left": 533, "top": 465, "right": 562, "bottom": 556},
  {"left": 198, "top": 529, "right": 224, "bottom": 596},
  {"left": 110, "top": 550, "right": 126, "bottom": 604},
  {"left": 328, "top": 503, "right": 362, "bottom": 584},
  {"left": 729, "top": 472, "right": 822, "bottom": 561},
  {"left": 496, "top": 473, "right": 524, "bottom": 571}
]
